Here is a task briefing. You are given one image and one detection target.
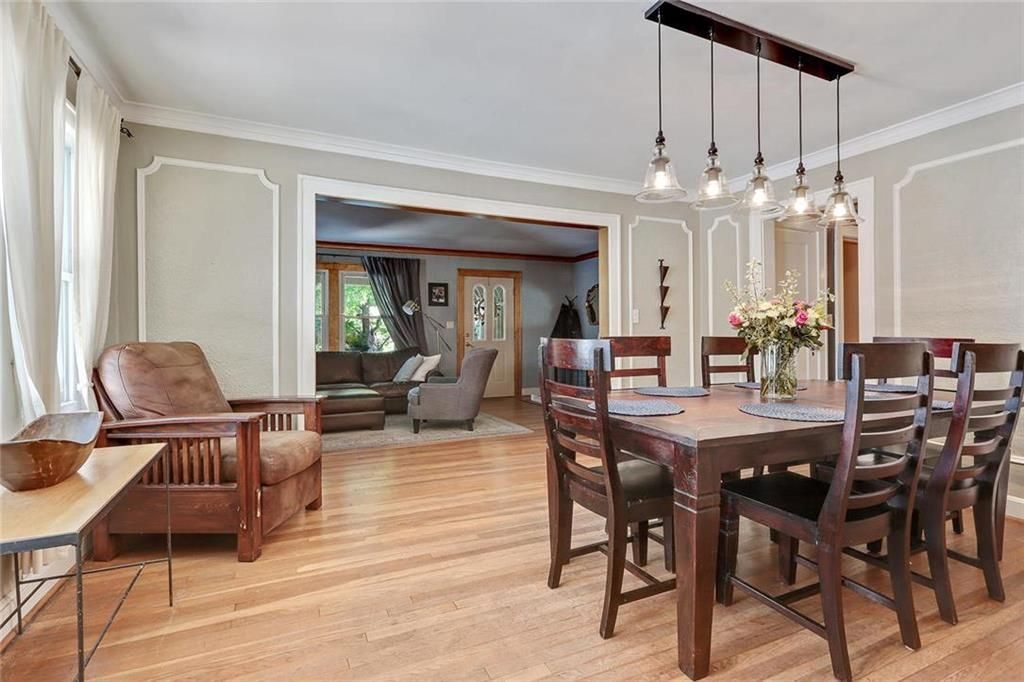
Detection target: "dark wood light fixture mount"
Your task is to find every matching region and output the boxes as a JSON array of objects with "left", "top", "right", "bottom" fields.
[{"left": 644, "top": 1, "right": 855, "bottom": 81}]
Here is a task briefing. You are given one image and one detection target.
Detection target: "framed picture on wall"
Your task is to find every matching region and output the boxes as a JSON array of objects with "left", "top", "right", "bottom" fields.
[{"left": 428, "top": 282, "right": 449, "bottom": 306}]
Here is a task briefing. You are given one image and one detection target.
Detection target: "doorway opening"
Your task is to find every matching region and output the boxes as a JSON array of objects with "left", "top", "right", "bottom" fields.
[{"left": 298, "top": 176, "right": 621, "bottom": 397}]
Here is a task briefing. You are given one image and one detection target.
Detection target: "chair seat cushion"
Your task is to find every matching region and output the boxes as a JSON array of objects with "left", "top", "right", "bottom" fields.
[
  {"left": 591, "top": 460, "right": 672, "bottom": 501},
  {"left": 723, "top": 471, "right": 889, "bottom": 523},
  {"left": 221, "top": 430, "right": 321, "bottom": 486}
]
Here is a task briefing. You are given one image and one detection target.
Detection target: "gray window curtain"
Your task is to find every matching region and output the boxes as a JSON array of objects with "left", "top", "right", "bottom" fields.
[{"left": 361, "top": 256, "right": 428, "bottom": 351}]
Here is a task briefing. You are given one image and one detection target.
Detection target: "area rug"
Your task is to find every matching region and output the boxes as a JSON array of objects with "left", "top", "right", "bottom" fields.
[{"left": 322, "top": 412, "right": 532, "bottom": 453}]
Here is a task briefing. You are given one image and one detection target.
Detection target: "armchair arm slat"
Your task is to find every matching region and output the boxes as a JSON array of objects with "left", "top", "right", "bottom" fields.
[{"left": 229, "top": 399, "right": 323, "bottom": 435}]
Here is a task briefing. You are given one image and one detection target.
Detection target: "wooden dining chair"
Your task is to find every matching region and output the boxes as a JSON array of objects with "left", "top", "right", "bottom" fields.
[
  {"left": 540, "top": 338, "right": 676, "bottom": 639},
  {"left": 603, "top": 335, "right": 673, "bottom": 565},
  {"left": 717, "top": 342, "right": 933, "bottom": 681},
  {"left": 901, "top": 342, "right": 1022, "bottom": 624},
  {"left": 700, "top": 336, "right": 755, "bottom": 388},
  {"left": 873, "top": 336, "right": 974, "bottom": 534},
  {"left": 605, "top": 335, "right": 671, "bottom": 387}
]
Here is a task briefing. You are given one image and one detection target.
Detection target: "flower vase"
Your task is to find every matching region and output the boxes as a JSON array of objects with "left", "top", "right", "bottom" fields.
[{"left": 760, "top": 343, "right": 798, "bottom": 402}]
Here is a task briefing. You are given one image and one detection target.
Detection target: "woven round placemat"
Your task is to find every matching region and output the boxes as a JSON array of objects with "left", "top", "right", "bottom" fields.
[
  {"left": 738, "top": 402, "right": 843, "bottom": 422},
  {"left": 933, "top": 400, "right": 954, "bottom": 411},
  {"left": 734, "top": 382, "right": 808, "bottom": 391},
  {"left": 865, "top": 383, "right": 917, "bottom": 393},
  {"left": 587, "top": 399, "right": 685, "bottom": 416},
  {"left": 634, "top": 386, "right": 710, "bottom": 398}
]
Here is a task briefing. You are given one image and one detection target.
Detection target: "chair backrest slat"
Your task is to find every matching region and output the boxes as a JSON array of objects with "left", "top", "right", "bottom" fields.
[
  {"left": 604, "top": 336, "right": 671, "bottom": 386},
  {"left": 700, "top": 336, "right": 755, "bottom": 388},
  {"left": 862, "top": 393, "right": 925, "bottom": 414}
]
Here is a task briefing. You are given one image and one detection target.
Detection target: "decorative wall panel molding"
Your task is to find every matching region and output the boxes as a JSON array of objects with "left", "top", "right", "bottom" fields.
[{"left": 137, "top": 156, "right": 281, "bottom": 394}]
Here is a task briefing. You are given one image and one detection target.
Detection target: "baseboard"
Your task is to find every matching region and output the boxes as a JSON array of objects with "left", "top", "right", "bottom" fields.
[{"left": 1007, "top": 495, "right": 1024, "bottom": 521}]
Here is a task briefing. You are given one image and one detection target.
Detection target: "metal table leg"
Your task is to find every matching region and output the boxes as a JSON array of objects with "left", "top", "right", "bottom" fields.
[
  {"left": 165, "top": 448, "right": 174, "bottom": 607},
  {"left": 75, "top": 541, "right": 85, "bottom": 681},
  {"left": 13, "top": 553, "right": 23, "bottom": 634}
]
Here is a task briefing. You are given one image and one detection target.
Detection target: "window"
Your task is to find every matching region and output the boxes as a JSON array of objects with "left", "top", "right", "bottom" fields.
[
  {"left": 472, "top": 284, "right": 486, "bottom": 341},
  {"left": 314, "top": 269, "right": 328, "bottom": 351},
  {"left": 342, "top": 272, "right": 393, "bottom": 352},
  {"left": 57, "top": 102, "right": 80, "bottom": 409},
  {"left": 493, "top": 285, "right": 506, "bottom": 341}
]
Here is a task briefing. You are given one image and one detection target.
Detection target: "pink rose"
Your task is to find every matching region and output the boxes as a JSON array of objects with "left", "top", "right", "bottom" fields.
[
  {"left": 728, "top": 312, "right": 744, "bottom": 328},
  {"left": 795, "top": 309, "right": 809, "bottom": 326}
]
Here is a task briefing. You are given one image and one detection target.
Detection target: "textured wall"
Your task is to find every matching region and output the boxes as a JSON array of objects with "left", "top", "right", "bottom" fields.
[{"left": 140, "top": 162, "right": 276, "bottom": 398}]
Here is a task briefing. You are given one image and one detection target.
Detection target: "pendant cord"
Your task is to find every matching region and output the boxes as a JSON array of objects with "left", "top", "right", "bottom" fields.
[
  {"left": 755, "top": 39, "right": 762, "bottom": 160},
  {"left": 835, "top": 76, "right": 842, "bottom": 178},
  {"left": 657, "top": 11, "right": 663, "bottom": 138},
  {"left": 709, "top": 27, "right": 716, "bottom": 152},
  {"left": 797, "top": 61, "right": 804, "bottom": 174}
]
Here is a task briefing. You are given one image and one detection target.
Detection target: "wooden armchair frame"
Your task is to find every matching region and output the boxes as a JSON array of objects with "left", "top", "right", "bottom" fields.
[{"left": 93, "top": 370, "right": 323, "bottom": 562}]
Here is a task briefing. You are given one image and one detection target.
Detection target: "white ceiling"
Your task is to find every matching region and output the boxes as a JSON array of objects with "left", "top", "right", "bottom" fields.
[
  {"left": 53, "top": 2, "right": 1024, "bottom": 189},
  {"left": 316, "top": 199, "right": 599, "bottom": 259}
]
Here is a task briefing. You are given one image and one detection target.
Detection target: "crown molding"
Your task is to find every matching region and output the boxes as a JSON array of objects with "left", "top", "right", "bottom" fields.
[
  {"left": 45, "top": 0, "right": 1022, "bottom": 200},
  {"left": 730, "top": 81, "right": 1024, "bottom": 192},
  {"left": 120, "top": 101, "right": 641, "bottom": 196}
]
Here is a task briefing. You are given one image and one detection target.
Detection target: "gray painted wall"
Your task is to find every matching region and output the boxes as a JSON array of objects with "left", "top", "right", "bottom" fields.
[
  {"left": 109, "top": 123, "right": 694, "bottom": 395},
  {"left": 318, "top": 249, "right": 578, "bottom": 388}
]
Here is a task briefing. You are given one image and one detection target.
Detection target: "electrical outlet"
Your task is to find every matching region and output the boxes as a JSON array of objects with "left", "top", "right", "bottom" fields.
[{"left": 631, "top": 309, "right": 639, "bottom": 324}]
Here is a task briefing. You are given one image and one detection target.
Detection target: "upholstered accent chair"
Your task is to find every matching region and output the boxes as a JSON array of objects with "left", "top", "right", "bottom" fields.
[
  {"left": 407, "top": 348, "right": 498, "bottom": 432},
  {"left": 92, "top": 342, "right": 323, "bottom": 562}
]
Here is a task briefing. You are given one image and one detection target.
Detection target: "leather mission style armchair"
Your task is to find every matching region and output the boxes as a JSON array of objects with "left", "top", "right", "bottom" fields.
[{"left": 92, "top": 342, "right": 323, "bottom": 562}]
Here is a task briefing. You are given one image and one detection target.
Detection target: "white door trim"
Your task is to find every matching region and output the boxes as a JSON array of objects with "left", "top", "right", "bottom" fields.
[
  {"left": 297, "top": 175, "right": 622, "bottom": 394},
  {"left": 137, "top": 156, "right": 281, "bottom": 393}
]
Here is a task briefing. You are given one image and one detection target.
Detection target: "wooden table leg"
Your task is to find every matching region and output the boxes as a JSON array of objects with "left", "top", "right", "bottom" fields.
[{"left": 673, "top": 443, "right": 720, "bottom": 680}]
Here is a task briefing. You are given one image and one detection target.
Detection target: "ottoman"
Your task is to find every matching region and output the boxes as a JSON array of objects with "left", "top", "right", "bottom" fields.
[{"left": 317, "top": 388, "right": 386, "bottom": 432}]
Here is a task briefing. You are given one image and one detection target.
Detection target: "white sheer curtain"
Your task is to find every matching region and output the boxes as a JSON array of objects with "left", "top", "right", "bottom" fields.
[
  {"left": 73, "top": 72, "right": 121, "bottom": 407},
  {"left": 0, "top": 0, "right": 70, "bottom": 421}
]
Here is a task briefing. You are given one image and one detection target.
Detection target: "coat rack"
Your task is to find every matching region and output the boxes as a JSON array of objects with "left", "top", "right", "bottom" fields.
[{"left": 658, "top": 259, "right": 670, "bottom": 330}]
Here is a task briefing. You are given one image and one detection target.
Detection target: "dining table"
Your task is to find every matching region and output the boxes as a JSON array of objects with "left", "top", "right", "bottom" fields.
[{"left": 605, "top": 379, "right": 952, "bottom": 680}]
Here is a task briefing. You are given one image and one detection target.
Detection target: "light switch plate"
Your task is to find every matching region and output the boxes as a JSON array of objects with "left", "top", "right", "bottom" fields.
[{"left": 631, "top": 309, "right": 639, "bottom": 324}]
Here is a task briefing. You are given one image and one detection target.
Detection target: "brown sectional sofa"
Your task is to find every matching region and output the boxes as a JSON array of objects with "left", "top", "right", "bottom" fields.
[{"left": 316, "top": 347, "right": 441, "bottom": 431}]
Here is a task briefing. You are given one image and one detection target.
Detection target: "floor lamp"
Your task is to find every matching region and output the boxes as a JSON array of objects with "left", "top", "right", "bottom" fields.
[{"left": 402, "top": 300, "right": 453, "bottom": 353}]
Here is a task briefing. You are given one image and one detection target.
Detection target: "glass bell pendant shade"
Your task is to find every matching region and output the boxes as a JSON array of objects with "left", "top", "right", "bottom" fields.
[
  {"left": 819, "top": 178, "right": 863, "bottom": 225},
  {"left": 636, "top": 139, "right": 687, "bottom": 202},
  {"left": 693, "top": 151, "right": 737, "bottom": 210},
  {"left": 781, "top": 174, "right": 821, "bottom": 224},
  {"left": 742, "top": 161, "right": 783, "bottom": 217}
]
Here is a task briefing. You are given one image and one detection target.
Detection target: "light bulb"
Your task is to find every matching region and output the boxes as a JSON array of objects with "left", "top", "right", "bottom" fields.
[
  {"left": 707, "top": 179, "right": 720, "bottom": 196},
  {"left": 794, "top": 197, "right": 808, "bottom": 212},
  {"left": 833, "top": 202, "right": 847, "bottom": 217},
  {"left": 654, "top": 170, "right": 668, "bottom": 189},
  {"left": 752, "top": 188, "right": 766, "bottom": 205}
]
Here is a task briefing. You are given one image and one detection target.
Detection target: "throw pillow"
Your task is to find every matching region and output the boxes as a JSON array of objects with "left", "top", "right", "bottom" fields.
[
  {"left": 410, "top": 354, "right": 442, "bottom": 382},
  {"left": 393, "top": 354, "right": 424, "bottom": 383}
]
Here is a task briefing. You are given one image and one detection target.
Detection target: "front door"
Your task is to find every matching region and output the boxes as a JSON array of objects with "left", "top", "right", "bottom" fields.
[{"left": 462, "top": 275, "right": 516, "bottom": 397}]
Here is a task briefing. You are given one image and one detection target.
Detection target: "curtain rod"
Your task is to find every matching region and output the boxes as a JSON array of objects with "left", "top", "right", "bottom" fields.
[{"left": 68, "top": 56, "right": 133, "bottom": 138}]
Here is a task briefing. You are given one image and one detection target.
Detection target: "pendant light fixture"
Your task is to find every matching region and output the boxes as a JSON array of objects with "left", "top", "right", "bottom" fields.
[
  {"left": 742, "top": 39, "right": 783, "bottom": 216},
  {"left": 693, "top": 27, "right": 737, "bottom": 211},
  {"left": 636, "top": 10, "right": 686, "bottom": 203},
  {"left": 820, "top": 75, "right": 863, "bottom": 225},
  {"left": 781, "top": 60, "right": 822, "bottom": 224}
]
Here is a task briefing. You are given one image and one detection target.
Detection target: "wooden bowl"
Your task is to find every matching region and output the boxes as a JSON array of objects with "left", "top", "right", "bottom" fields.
[{"left": 1, "top": 412, "right": 103, "bottom": 492}]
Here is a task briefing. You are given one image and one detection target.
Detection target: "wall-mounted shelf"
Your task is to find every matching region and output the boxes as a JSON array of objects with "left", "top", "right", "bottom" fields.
[{"left": 658, "top": 259, "right": 670, "bottom": 330}]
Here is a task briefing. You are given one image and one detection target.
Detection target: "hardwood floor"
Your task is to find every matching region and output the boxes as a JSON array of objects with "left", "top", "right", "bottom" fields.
[{"left": 3, "top": 397, "right": 1023, "bottom": 680}]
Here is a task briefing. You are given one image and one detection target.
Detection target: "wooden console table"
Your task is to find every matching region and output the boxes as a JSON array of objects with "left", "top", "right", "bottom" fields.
[{"left": 0, "top": 443, "right": 172, "bottom": 680}]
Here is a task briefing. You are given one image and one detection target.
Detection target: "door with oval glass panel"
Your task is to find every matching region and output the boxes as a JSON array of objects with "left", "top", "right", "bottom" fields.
[{"left": 460, "top": 273, "right": 517, "bottom": 398}]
